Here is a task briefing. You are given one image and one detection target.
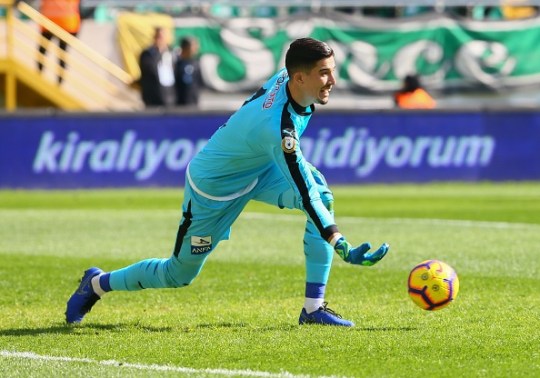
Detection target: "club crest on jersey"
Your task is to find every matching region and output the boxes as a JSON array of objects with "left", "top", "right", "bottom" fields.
[
  {"left": 281, "top": 128, "right": 297, "bottom": 153},
  {"left": 191, "top": 236, "right": 212, "bottom": 254}
]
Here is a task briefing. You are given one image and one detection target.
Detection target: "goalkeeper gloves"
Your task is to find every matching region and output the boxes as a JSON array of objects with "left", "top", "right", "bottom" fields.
[{"left": 333, "top": 236, "right": 389, "bottom": 266}]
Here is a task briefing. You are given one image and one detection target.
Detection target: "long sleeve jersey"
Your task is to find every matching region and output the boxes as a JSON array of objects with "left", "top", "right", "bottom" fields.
[{"left": 188, "top": 68, "right": 338, "bottom": 241}]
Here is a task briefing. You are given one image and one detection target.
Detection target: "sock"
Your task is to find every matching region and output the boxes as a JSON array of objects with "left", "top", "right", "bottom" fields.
[
  {"left": 304, "top": 282, "right": 326, "bottom": 313},
  {"left": 91, "top": 273, "right": 112, "bottom": 297},
  {"left": 304, "top": 297, "right": 324, "bottom": 314}
]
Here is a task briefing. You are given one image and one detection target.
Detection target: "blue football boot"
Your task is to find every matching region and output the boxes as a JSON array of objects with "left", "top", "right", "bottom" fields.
[
  {"left": 65, "top": 267, "right": 103, "bottom": 324},
  {"left": 299, "top": 302, "right": 354, "bottom": 327}
]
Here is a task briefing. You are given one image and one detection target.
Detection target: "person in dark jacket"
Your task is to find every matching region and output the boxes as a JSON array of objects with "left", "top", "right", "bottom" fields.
[
  {"left": 138, "top": 27, "right": 176, "bottom": 107},
  {"left": 174, "top": 36, "right": 202, "bottom": 106}
]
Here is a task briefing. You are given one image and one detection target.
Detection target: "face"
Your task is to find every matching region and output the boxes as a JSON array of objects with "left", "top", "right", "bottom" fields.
[
  {"left": 154, "top": 29, "right": 170, "bottom": 51},
  {"left": 185, "top": 40, "right": 199, "bottom": 57},
  {"left": 297, "top": 56, "right": 337, "bottom": 106}
]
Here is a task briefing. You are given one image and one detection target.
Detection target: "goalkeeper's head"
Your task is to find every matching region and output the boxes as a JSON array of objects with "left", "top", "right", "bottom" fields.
[{"left": 285, "top": 38, "right": 336, "bottom": 107}]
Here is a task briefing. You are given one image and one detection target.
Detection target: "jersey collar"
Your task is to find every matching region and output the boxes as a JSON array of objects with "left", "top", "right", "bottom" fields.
[{"left": 286, "top": 85, "right": 315, "bottom": 116}]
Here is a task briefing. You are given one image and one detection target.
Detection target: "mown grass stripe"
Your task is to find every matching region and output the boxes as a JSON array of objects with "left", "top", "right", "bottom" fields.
[{"left": 242, "top": 212, "right": 540, "bottom": 230}]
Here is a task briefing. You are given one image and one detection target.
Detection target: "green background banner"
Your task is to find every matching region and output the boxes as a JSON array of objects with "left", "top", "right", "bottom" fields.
[{"left": 118, "top": 11, "right": 540, "bottom": 93}]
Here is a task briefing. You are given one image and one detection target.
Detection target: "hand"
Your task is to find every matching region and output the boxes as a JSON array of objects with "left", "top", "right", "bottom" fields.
[{"left": 334, "top": 237, "right": 390, "bottom": 266}]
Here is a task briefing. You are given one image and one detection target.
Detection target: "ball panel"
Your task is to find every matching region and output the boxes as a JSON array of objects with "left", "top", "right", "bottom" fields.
[{"left": 408, "top": 289, "right": 431, "bottom": 310}]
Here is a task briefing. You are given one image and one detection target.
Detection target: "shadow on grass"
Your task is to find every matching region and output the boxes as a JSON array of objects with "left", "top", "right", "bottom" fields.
[
  {"left": 194, "top": 323, "right": 415, "bottom": 332},
  {"left": 195, "top": 322, "right": 297, "bottom": 331},
  {"left": 357, "top": 326, "right": 418, "bottom": 332},
  {"left": 1, "top": 323, "right": 417, "bottom": 336},
  {"left": 0, "top": 323, "right": 172, "bottom": 336}
]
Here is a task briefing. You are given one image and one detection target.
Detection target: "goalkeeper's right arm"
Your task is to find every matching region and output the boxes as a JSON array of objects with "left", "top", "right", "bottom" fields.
[{"left": 329, "top": 233, "right": 390, "bottom": 266}]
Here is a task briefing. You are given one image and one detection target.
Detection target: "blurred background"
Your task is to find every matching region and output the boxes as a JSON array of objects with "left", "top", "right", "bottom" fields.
[{"left": 1, "top": 0, "right": 539, "bottom": 188}]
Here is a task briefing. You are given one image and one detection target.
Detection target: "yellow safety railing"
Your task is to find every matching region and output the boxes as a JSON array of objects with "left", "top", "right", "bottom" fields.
[
  {"left": 1, "top": 0, "right": 16, "bottom": 110},
  {"left": 0, "top": 0, "right": 137, "bottom": 111}
]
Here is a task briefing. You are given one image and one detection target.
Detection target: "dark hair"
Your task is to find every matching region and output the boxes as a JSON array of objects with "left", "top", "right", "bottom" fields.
[
  {"left": 285, "top": 38, "right": 334, "bottom": 75},
  {"left": 180, "top": 36, "right": 196, "bottom": 50},
  {"left": 403, "top": 74, "right": 421, "bottom": 92},
  {"left": 153, "top": 27, "right": 164, "bottom": 38}
]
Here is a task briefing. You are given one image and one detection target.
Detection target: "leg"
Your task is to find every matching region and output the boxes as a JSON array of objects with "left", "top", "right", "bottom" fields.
[
  {"left": 253, "top": 164, "right": 334, "bottom": 292},
  {"left": 253, "top": 164, "right": 352, "bottom": 326},
  {"left": 107, "top": 183, "right": 249, "bottom": 292},
  {"left": 65, "top": 183, "right": 249, "bottom": 323},
  {"left": 301, "top": 164, "right": 334, "bottom": 310},
  {"left": 298, "top": 165, "right": 353, "bottom": 326}
]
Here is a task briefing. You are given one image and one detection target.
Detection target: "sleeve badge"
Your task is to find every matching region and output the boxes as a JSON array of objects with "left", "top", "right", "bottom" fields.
[{"left": 281, "top": 128, "right": 297, "bottom": 153}]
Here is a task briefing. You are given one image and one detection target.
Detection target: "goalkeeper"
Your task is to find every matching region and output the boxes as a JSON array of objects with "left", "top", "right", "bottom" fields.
[{"left": 65, "top": 37, "right": 389, "bottom": 327}]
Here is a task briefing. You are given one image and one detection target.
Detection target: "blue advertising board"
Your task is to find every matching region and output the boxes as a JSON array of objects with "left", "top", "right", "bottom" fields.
[{"left": 1, "top": 111, "right": 539, "bottom": 188}]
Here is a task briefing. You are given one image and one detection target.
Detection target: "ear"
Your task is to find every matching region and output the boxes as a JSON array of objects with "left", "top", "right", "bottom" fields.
[{"left": 292, "top": 71, "right": 304, "bottom": 85}]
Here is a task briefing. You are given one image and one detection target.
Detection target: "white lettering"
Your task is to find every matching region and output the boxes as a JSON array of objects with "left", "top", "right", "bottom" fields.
[
  {"left": 410, "top": 137, "right": 432, "bottom": 167},
  {"left": 89, "top": 140, "right": 118, "bottom": 172},
  {"left": 386, "top": 137, "right": 413, "bottom": 168},
  {"left": 309, "top": 129, "right": 331, "bottom": 166},
  {"left": 31, "top": 131, "right": 205, "bottom": 181},
  {"left": 454, "top": 136, "right": 495, "bottom": 166},
  {"left": 356, "top": 137, "right": 390, "bottom": 177},
  {"left": 456, "top": 41, "right": 516, "bottom": 88},
  {"left": 428, "top": 137, "right": 456, "bottom": 167},
  {"left": 393, "top": 40, "right": 446, "bottom": 85},
  {"left": 116, "top": 131, "right": 137, "bottom": 170},
  {"left": 72, "top": 141, "right": 94, "bottom": 171},
  {"left": 302, "top": 127, "right": 496, "bottom": 177},
  {"left": 128, "top": 142, "right": 145, "bottom": 171},
  {"left": 325, "top": 128, "right": 356, "bottom": 168},
  {"left": 33, "top": 131, "right": 61, "bottom": 172},
  {"left": 166, "top": 139, "right": 193, "bottom": 170},
  {"left": 31, "top": 129, "right": 496, "bottom": 182},
  {"left": 135, "top": 140, "right": 170, "bottom": 180},
  {"left": 59, "top": 132, "right": 79, "bottom": 172},
  {"left": 348, "top": 129, "right": 368, "bottom": 167},
  {"left": 201, "top": 20, "right": 275, "bottom": 92}
]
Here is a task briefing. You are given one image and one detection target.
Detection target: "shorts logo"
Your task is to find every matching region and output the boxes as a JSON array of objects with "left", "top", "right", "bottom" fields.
[
  {"left": 191, "top": 236, "right": 212, "bottom": 254},
  {"left": 281, "top": 128, "right": 297, "bottom": 153}
]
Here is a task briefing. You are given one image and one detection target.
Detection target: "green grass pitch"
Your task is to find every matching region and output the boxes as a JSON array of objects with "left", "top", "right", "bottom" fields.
[{"left": 0, "top": 182, "right": 539, "bottom": 377}]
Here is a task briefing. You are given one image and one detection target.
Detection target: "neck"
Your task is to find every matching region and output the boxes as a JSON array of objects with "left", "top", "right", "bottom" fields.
[{"left": 287, "top": 82, "right": 309, "bottom": 108}]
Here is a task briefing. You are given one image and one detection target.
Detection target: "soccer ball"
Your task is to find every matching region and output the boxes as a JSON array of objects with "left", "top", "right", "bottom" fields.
[{"left": 408, "top": 259, "right": 459, "bottom": 311}]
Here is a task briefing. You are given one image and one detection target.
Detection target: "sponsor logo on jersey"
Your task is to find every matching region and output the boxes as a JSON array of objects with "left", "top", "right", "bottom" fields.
[
  {"left": 191, "top": 236, "right": 212, "bottom": 254},
  {"left": 263, "top": 72, "right": 287, "bottom": 109}
]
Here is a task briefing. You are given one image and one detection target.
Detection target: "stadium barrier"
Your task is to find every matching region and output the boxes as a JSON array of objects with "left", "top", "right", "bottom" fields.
[{"left": 1, "top": 109, "right": 539, "bottom": 188}]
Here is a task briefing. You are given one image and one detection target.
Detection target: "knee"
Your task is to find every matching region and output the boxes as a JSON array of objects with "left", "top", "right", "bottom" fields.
[{"left": 166, "top": 256, "right": 205, "bottom": 287}]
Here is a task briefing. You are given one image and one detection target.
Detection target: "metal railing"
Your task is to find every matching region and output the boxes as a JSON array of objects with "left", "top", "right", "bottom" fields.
[{"left": 1, "top": 0, "right": 138, "bottom": 111}]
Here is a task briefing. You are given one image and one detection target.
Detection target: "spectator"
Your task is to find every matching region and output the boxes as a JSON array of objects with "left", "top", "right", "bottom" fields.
[
  {"left": 502, "top": 6, "right": 538, "bottom": 20},
  {"left": 397, "top": 6, "right": 435, "bottom": 17},
  {"left": 174, "top": 36, "right": 202, "bottom": 107},
  {"left": 37, "top": 0, "right": 81, "bottom": 84},
  {"left": 393, "top": 74, "right": 436, "bottom": 109},
  {"left": 138, "top": 27, "right": 176, "bottom": 108},
  {"left": 361, "top": 7, "right": 399, "bottom": 18}
]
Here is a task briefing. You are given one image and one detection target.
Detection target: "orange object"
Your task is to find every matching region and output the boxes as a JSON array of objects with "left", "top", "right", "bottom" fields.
[
  {"left": 40, "top": 0, "right": 81, "bottom": 34},
  {"left": 395, "top": 88, "right": 436, "bottom": 109}
]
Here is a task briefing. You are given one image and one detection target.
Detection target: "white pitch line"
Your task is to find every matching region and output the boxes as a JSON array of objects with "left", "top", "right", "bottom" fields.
[
  {"left": 241, "top": 212, "right": 539, "bottom": 230},
  {"left": 0, "top": 350, "right": 344, "bottom": 378}
]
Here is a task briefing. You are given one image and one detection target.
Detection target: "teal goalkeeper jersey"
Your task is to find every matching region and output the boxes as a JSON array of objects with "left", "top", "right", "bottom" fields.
[{"left": 188, "top": 68, "right": 337, "bottom": 239}]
